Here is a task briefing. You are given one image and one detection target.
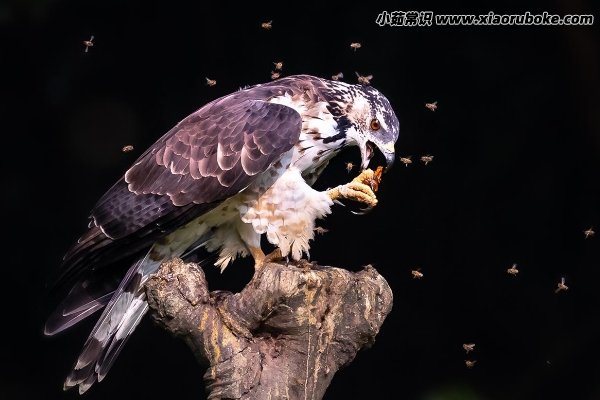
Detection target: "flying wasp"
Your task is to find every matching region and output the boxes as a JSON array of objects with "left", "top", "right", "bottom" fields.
[
  {"left": 400, "top": 156, "right": 412, "bottom": 167},
  {"left": 425, "top": 101, "right": 438, "bottom": 111},
  {"left": 356, "top": 72, "right": 372, "bottom": 85},
  {"left": 83, "top": 35, "right": 94, "bottom": 53}
]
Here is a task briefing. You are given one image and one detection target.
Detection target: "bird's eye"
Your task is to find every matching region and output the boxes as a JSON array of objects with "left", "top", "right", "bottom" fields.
[{"left": 370, "top": 118, "right": 381, "bottom": 131}]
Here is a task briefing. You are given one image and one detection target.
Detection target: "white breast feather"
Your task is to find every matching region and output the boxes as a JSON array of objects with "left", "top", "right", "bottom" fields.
[{"left": 239, "top": 167, "right": 333, "bottom": 260}]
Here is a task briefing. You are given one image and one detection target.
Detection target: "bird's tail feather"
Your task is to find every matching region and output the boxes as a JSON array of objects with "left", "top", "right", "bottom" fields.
[
  {"left": 45, "top": 290, "right": 114, "bottom": 336},
  {"left": 64, "top": 251, "right": 161, "bottom": 394},
  {"left": 45, "top": 267, "right": 123, "bottom": 336}
]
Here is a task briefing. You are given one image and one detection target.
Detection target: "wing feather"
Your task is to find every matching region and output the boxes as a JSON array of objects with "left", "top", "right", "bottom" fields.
[{"left": 54, "top": 94, "right": 302, "bottom": 290}]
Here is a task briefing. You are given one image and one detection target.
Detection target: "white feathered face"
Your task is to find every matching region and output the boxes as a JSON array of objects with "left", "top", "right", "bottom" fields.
[{"left": 343, "top": 87, "right": 400, "bottom": 170}]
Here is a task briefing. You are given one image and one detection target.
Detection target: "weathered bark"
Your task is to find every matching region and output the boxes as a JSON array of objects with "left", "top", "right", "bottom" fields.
[{"left": 145, "top": 258, "right": 393, "bottom": 400}]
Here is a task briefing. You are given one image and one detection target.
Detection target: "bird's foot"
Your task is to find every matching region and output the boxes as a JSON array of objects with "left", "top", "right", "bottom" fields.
[
  {"left": 251, "top": 247, "right": 284, "bottom": 269},
  {"left": 263, "top": 248, "right": 284, "bottom": 265},
  {"left": 327, "top": 169, "right": 379, "bottom": 212},
  {"left": 294, "top": 259, "right": 316, "bottom": 273}
]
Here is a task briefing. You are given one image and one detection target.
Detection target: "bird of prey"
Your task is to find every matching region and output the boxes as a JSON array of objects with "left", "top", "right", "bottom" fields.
[{"left": 45, "top": 74, "right": 399, "bottom": 393}]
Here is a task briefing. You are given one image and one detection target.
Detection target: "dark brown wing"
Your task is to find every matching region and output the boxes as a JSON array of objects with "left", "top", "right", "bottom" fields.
[
  {"left": 57, "top": 95, "right": 302, "bottom": 286},
  {"left": 124, "top": 95, "right": 299, "bottom": 207}
]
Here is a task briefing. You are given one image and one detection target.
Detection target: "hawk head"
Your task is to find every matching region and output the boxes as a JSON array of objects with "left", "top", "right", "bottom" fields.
[{"left": 324, "top": 82, "right": 400, "bottom": 170}]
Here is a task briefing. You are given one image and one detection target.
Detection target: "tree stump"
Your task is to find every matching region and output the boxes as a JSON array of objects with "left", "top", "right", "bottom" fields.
[{"left": 145, "top": 258, "right": 393, "bottom": 400}]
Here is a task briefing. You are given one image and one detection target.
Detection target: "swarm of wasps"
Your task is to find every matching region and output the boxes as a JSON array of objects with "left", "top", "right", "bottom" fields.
[
  {"left": 279, "top": 34, "right": 592, "bottom": 381},
  {"left": 463, "top": 344, "right": 476, "bottom": 368},
  {"left": 393, "top": 155, "right": 435, "bottom": 168},
  {"left": 506, "top": 262, "right": 571, "bottom": 295},
  {"left": 271, "top": 61, "right": 283, "bottom": 80}
]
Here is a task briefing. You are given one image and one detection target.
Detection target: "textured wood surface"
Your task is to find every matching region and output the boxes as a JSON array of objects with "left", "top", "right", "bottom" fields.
[{"left": 145, "top": 258, "right": 393, "bottom": 400}]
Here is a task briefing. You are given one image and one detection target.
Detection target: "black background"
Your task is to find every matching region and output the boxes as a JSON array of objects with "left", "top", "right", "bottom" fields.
[{"left": 2, "top": 1, "right": 599, "bottom": 399}]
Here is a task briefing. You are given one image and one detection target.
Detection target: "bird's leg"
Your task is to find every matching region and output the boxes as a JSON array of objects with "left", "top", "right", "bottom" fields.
[
  {"left": 327, "top": 168, "right": 379, "bottom": 208},
  {"left": 248, "top": 247, "right": 284, "bottom": 269},
  {"left": 247, "top": 246, "right": 266, "bottom": 269}
]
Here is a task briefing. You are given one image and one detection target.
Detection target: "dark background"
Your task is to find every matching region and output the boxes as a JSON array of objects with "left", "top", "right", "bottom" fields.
[{"left": 2, "top": 1, "right": 599, "bottom": 399}]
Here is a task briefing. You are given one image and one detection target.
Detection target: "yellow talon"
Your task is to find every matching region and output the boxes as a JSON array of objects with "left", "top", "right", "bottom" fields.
[{"left": 327, "top": 168, "right": 379, "bottom": 208}]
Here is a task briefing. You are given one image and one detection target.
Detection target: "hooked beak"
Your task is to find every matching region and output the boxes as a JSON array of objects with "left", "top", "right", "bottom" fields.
[{"left": 361, "top": 141, "right": 396, "bottom": 171}]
